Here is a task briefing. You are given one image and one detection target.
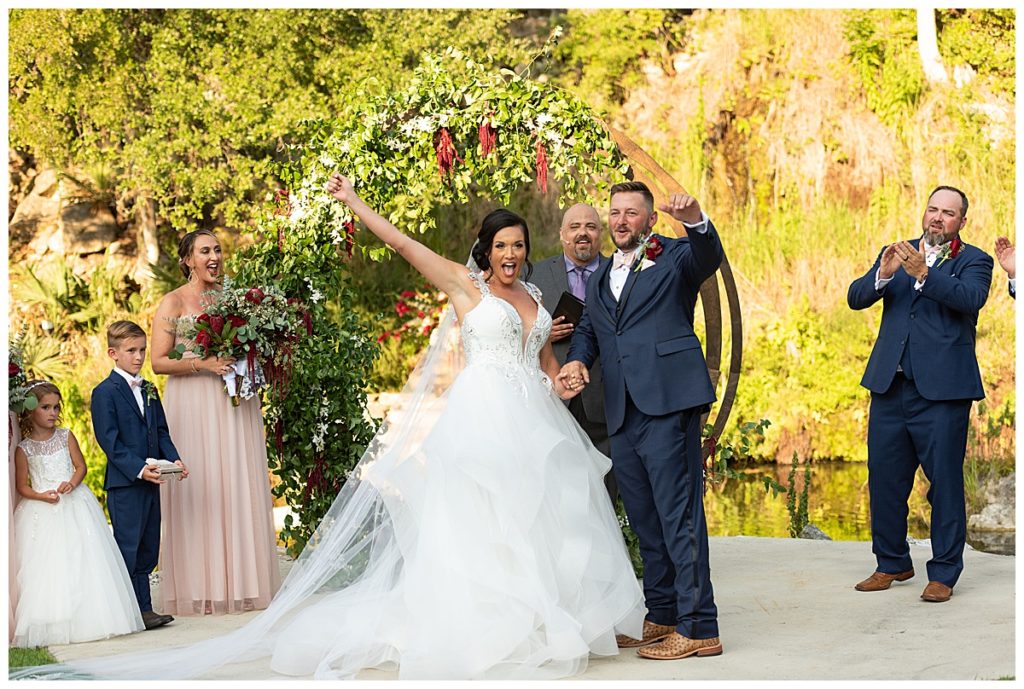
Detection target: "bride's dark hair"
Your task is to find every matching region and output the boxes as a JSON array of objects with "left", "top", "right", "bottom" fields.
[{"left": 471, "top": 208, "right": 533, "bottom": 281}]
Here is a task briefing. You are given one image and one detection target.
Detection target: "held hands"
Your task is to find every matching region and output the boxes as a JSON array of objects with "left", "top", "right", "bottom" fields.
[
  {"left": 39, "top": 489, "right": 60, "bottom": 504},
  {"left": 174, "top": 459, "right": 189, "bottom": 481},
  {"left": 56, "top": 481, "right": 74, "bottom": 495},
  {"left": 657, "top": 192, "right": 702, "bottom": 225},
  {"left": 995, "top": 236, "right": 1015, "bottom": 279},
  {"left": 326, "top": 173, "right": 357, "bottom": 206},
  {"left": 556, "top": 361, "right": 590, "bottom": 400},
  {"left": 548, "top": 316, "right": 574, "bottom": 344}
]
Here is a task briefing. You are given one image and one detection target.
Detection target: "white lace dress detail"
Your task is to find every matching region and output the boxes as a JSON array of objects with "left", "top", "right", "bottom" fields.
[
  {"left": 18, "top": 428, "right": 74, "bottom": 491},
  {"left": 461, "top": 272, "right": 554, "bottom": 396}
]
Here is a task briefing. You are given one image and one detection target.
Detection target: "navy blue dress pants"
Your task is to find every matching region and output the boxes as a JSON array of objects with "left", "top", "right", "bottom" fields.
[
  {"left": 107, "top": 482, "right": 162, "bottom": 613},
  {"left": 867, "top": 374, "right": 972, "bottom": 587},
  {"left": 610, "top": 391, "right": 718, "bottom": 639}
]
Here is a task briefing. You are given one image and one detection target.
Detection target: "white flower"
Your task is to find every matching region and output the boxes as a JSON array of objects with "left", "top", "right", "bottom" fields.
[
  {"left": 536, "top": 113, "right": 554, "bottom": 128},
  {"left": 329, "top": 228, "right": 344, "bottom": 245},
  {"left": 310, "top": 289, "right": 324, "bottom": 304},
  {"left": 319, "top": 154, "right": 336, "bottom": 168},
  {"left": 414, "top": 116, "right": 433, "bottom": 133}
]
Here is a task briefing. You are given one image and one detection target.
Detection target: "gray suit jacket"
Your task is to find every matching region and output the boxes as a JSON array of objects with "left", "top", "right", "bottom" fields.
[{"left": 532, "top": 253, "right": 608, "bottom": 425}]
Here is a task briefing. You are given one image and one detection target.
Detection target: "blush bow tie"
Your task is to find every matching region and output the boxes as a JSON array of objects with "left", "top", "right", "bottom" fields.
[
  {"left": 129, "top": 378, "right": 145, "bottom": 389},
  {"left": 612, "top": 250, "right": 637, "bottom": 270}
]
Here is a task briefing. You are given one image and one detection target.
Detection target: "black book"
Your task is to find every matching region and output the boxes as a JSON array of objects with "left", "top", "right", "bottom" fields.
[{"left": 551, "top": 291, "right": 585, "bottom": 327}]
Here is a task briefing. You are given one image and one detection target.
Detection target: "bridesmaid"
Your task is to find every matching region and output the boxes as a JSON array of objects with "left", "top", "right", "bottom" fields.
[{"left": 151, "top": 230, "right": 281, "bottom": 615}]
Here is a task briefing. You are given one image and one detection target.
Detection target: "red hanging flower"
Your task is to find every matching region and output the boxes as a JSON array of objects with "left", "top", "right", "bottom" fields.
[
  {"left": 343, "top": 220, "right": 356, "bottom": 259},
  {"left": 434, "top": 127, "right": 463, "bottom": 177},
  {"left": 535, "top": 140, "right": 549, "bottom": 194},
  {"left": 950, "top": 236, "right": 962, "bottom": 258},
  {"left": 478, "top": 120, "right": 497, "bottom": 158},
  {"left": 274, "top": 418, "right": 284, "bottom": 460}
]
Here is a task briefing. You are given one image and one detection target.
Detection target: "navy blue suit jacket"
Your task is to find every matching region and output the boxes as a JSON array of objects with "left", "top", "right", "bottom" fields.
[
  {"left": 567, "top": 222, "right": 724, "bottom": 435},
  {"left": 91, "top": 371, "right": 180, "bottom": 490},
  {"left": 847, "top": 239, "right": 992, "bottom": 401}
]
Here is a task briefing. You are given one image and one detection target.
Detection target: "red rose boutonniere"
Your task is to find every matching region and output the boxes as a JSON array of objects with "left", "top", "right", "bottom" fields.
[
  {"left": 633, "top": 235, "right": 664, "bottom": 272},
  {"left": 934, "top": 235, "right": 964, "bottom": 269}
]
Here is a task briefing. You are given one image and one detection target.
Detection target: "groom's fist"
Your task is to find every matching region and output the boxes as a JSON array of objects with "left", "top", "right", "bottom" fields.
[
  {"left": 657, "top": 192, "right": 702, "bottom": 225},
  {"left": 326, "top": 173, "right": 355, "bottom": 204}
]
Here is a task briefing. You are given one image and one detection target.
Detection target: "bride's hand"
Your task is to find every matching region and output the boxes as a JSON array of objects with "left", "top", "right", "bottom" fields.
[{"left": 326, "top": 173, "right": 357, "bottom": 206}]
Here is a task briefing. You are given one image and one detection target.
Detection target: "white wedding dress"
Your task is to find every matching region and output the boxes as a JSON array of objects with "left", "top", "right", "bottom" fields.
[
  {"left": 12, "top": 428, "right": 144, "bottom": 647},
  {"left": 12, "top": 273, "right": 644, "bottom": 680}
]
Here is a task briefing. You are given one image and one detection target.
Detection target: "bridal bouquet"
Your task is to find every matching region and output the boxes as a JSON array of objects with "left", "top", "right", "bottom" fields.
[{"left": 170, "top": 282, "right": 311, "bottom": 406}]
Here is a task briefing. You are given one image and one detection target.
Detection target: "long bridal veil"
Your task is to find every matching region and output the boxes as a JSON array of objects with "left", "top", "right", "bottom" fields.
[{"left": 12, "top": 297, "right": 468, "bottom": 680}]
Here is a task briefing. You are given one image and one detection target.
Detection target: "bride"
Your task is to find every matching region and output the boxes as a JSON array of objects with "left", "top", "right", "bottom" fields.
[{"left": 13, "top": 175, "right": 645, "bottom": 680}]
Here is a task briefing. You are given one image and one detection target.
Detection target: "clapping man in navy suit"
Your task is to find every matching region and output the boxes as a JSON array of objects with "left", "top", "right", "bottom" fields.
[
  {"left": 995, "top": 236, "right": 1015, "bottom": 298},
  {"left": 559, "top": 181, "right": 724, "bottom": 661},
  {"left": 92, "top": 320, "right": 188, "bottom": 630},
  {"left": 848, "top": 186, "right": 992, "bottom": 603}
]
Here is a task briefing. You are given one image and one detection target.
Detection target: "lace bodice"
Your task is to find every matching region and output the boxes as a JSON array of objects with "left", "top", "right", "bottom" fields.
[
  {"left": 461, "top": 273, "right": 552, "bottom": 375},
  {"left": 18, "top": 427, "right": 73, "bottom": 491}
]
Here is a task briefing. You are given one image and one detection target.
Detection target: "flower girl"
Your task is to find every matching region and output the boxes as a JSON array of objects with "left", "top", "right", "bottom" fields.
[{"left": 12, "top": 381, "right": 144, "bottom": 647}]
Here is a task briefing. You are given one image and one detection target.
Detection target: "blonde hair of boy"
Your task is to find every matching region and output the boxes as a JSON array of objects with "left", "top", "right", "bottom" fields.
[{"left": 107, "top": 320, "right": 147, "bottom": 349}]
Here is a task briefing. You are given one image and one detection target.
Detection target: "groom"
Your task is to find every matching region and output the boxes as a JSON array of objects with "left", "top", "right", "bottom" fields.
[{"left": 559, "top": 181, "right": 723, "bottom": 660}]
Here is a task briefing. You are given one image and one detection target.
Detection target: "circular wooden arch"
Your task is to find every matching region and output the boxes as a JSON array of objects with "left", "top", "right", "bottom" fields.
[{"left": 608, "top": 126, "right": 742, "bottom": 445}]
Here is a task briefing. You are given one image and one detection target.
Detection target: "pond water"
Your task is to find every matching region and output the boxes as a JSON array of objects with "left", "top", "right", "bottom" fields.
[{"left": 705, "top": 461, "right": 1014, "bottom": 556}]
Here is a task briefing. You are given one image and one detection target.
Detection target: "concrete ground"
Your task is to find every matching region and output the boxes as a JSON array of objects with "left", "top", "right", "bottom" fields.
[{"left": 49, "top": 536, "right": 1014, "bottom": 681}]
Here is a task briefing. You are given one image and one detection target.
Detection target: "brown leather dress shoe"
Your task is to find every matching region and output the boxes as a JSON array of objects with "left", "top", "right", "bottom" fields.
[
  {"left": 616, "top": 620, "right": 675, "bottom": 648},
  {"left": 141, "top": 610, "right": 173, "bottom": 630},
  {"left": 636, "top": 632, "right": 723, "bottom": 660},
  {"left": 854, "top": 569, "right": 914, "bottom": 591},
  {"left": 921, "top": 581, "right": 953, "bottom": 602}
]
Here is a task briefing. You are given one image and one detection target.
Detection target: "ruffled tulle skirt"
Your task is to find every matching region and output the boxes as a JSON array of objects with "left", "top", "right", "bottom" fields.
[
  {"left": 12, "top": 487, "right": 144, "bottom": 647},
  {"left": 269, "top": 363, "right": 645, "bottom": 679}
]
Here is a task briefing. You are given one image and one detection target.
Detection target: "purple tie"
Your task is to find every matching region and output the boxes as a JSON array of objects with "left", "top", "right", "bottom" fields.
[{"left": 571, "top": 266, "right": 589, "bottom": 301}]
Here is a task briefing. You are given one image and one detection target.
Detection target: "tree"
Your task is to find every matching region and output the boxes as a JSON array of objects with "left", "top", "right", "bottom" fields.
[
  {"left": 9, "top": 9, "right": 534, "bottom": 235},
  {"left": 916, "top": 7, "right": 948, "bottom": 84}
]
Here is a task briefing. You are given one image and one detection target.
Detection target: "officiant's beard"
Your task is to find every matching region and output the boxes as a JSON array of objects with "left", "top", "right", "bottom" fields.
[{"left": 571, "top": 240, "right": 596, "bottom": 263}]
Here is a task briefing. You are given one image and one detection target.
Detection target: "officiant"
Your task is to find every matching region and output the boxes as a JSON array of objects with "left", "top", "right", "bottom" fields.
[{"left": 533, "top": 204, "right": 616, "bottom": 501}]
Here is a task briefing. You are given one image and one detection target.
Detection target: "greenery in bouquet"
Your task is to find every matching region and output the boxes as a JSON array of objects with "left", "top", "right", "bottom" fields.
[
  {"left": 8, "top": 330, "right": 37, "bottom": 414},
  {"left": 169, "top": 281, "right": 311, "bottom": 403}
]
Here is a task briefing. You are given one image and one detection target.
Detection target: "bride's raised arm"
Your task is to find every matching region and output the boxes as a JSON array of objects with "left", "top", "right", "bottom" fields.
[{"left": 326, "top": 173, "right": 471, "bottom": 306}]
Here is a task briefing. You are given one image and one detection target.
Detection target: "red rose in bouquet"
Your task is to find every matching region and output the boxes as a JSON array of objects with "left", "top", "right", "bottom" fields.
[
  {"left": 9, "top": 362, "right": 20, "bottom": 377},
  {"left": 169, "top": 283, "right": 309, "bottom": 408}
]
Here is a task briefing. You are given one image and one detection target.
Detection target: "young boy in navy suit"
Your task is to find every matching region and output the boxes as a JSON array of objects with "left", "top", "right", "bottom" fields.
[{"left": 91, "top": 320, "right": 188, "bottom": 630}]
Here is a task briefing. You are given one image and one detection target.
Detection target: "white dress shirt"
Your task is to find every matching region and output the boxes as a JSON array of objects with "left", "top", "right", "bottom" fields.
[
  {"left": 113, "top": 366, "right": 145, "bottom": 415},
  {"left": 609, "top": 211, "right": 710, "bottom": 301}
]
